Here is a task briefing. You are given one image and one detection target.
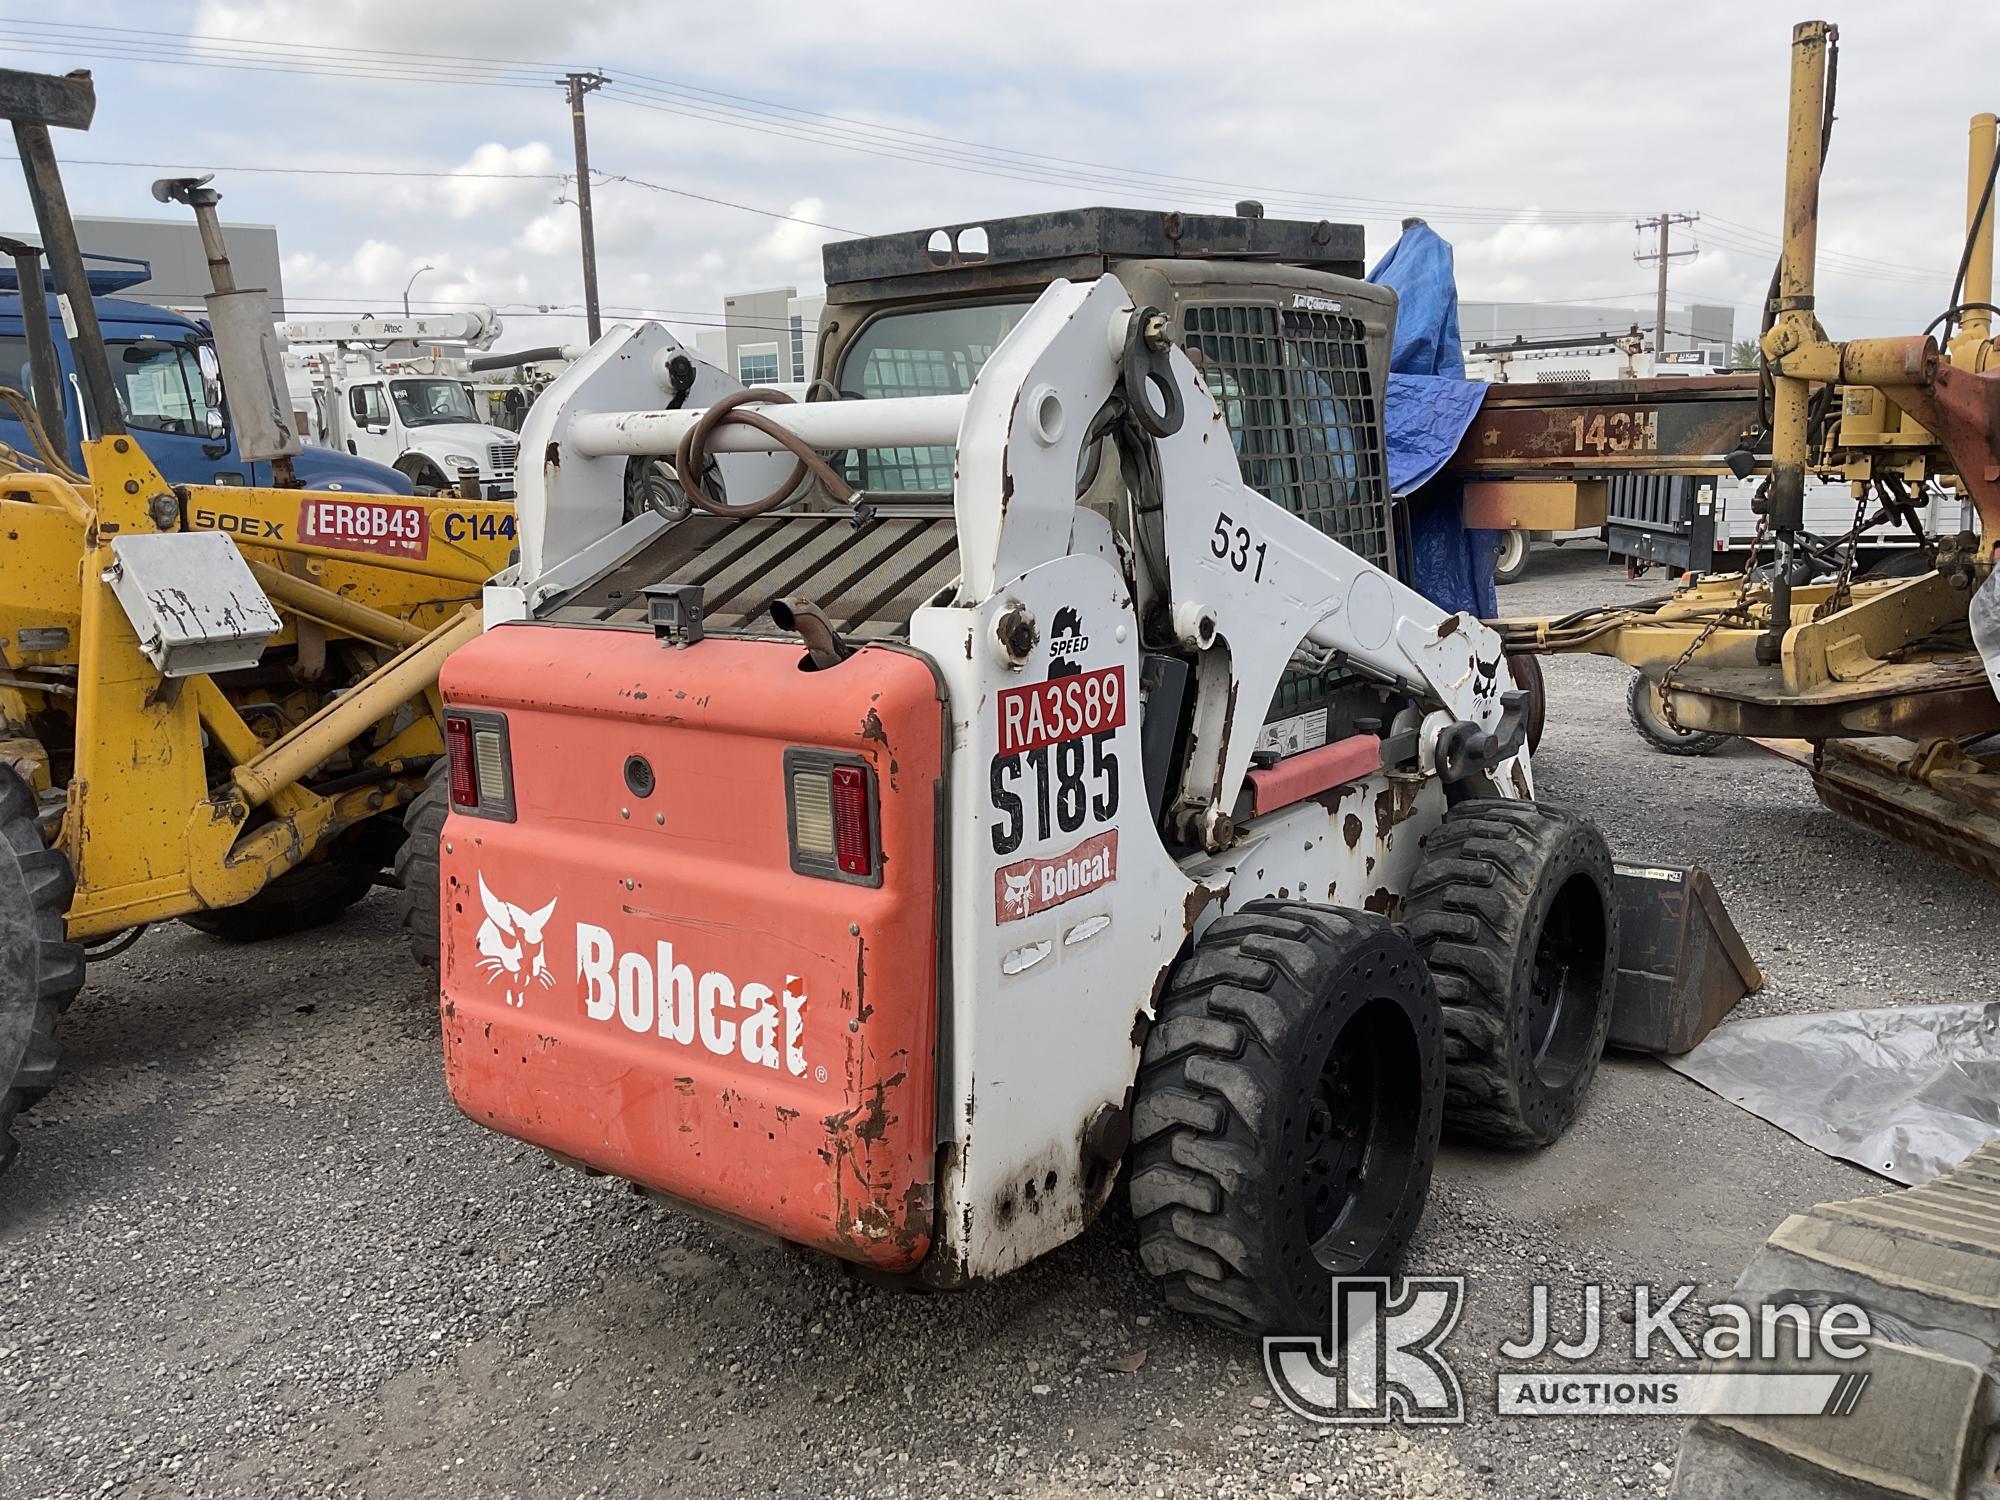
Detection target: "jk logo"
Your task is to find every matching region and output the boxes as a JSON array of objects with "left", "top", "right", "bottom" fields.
[{"left": 1263, "top": 1277, "right": 1466, "bottom": 1425}]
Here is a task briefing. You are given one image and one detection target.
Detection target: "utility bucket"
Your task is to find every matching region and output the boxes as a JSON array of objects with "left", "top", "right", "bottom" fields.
[{"left": 1607, "top": 863, "right": 1762, "bottom": 1055}]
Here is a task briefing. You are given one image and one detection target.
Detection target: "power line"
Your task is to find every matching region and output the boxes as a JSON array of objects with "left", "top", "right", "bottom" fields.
[
  {"left": 0, "top": 154, "right": 565, "bottom": 181},
  {"left": 7, "top": 18, "right": 1646, "bottom": 229},
  {"left": 0, "top": 155, "right": 858, "bottom": 237},
  {"left": 11, "top": 17, "right": 1965, "bottom": 303},
  {"left": 602, "top": 173, "right": 860, "bottom": 234}
]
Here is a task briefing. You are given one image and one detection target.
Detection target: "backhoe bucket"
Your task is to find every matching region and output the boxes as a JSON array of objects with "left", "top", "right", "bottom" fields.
[{"left": 1607, "top": 864, "right": 1762, "bottom": 1055}]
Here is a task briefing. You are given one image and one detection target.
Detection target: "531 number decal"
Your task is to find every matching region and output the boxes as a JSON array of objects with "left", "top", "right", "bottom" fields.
[{"left": 1211, "top": 511, "right": 1268, "bottom": 581}]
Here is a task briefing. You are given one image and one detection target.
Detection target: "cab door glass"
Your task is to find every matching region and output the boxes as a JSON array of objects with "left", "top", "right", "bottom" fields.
[
  {"left": 0, "top": 336, "right": 42, "bottom": 414},
  {"left": 0, "top": 333, "right": 70, "bottom": 461},
  {"left": 109, "top": 338, "right": 207, "bottom": 437},
  {"left": 350, "top": 384, "right": 390, "bottom": 428}
]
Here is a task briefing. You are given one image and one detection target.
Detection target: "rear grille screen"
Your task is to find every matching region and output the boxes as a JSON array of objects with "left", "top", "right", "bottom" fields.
[{"left": 1180, "top": 304, "right": 1391, "bottom": 572}]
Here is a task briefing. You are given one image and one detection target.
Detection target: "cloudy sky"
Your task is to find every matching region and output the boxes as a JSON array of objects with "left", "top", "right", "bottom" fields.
[{"left": 4, "top": 2, "right": 1996, "bottom": 360}]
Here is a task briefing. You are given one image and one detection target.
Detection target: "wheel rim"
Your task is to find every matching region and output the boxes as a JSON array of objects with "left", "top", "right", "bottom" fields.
[
  {"left": 1293, "top": 998, "right": 1425, "bottom": 1270},
  {"left": 1525, "top": 874, "right": 1607, "bottom": 1088},
  {"left": 1496, "top": 530, "right": 1526, "bottom": 575},
  {"left": 1634, "top": 677, "right": 1713, "bottom": 744}
]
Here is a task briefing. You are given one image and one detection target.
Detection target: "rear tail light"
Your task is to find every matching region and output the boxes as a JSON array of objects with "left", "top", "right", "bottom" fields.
[
  {"left": 442, "top": 709, "right": 516, "bottom": 821},
  {"left": 830, "top": 765, "right": 872, "bottom": 875},
  {"left": 784, "top": 749, "right": 880, "bottom": 885},
  {"left": 445, "top": 714, "right": 477, "bottom": 806}
]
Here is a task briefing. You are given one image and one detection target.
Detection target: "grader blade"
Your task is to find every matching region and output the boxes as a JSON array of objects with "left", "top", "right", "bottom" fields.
[{"left": 1809, "top": 736, "right": 2000, "bottom": 888}]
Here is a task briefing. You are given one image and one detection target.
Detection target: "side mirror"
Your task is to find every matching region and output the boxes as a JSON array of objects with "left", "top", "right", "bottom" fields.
[{"left": 206, "top": 407, "right": 226, "bottom": 440}]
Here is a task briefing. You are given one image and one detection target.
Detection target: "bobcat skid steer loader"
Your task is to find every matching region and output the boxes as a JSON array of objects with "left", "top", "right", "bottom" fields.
[{"left": 418, "top": 239, "right": 1623, "bottom": 1333}]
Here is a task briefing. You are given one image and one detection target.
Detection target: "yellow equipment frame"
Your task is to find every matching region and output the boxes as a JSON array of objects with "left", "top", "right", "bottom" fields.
[
  {"left": 0, "top": 438, "right": 514, "bottom": 939},
  {"left": 1490, "top": 18, "right": 2000, "bottom": 881}
]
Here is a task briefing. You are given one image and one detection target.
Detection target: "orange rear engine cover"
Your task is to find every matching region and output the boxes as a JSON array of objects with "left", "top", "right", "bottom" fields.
[{"left": 437, "top": 627, "right": 943, "bottom": 1270}]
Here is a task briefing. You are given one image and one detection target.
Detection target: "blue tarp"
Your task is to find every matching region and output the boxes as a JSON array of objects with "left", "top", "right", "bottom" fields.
[
  {"left": 1382, "top": 372, "right": 1486, "bottom": 497},
  {"left": 1367, "top": 221, "right": 1497, "bottom": 619},
  {"left": 1367, "top": 222, "right": 1465, "bottom": 379}
]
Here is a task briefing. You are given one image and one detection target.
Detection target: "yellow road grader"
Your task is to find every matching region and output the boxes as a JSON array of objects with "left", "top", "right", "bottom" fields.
[
  {"left": 1464, "top": 25, "right": 2000, "bottom": 1494},
  {"left": 1480, "top": 22, "right": 2000, "bottom": 888},
  {"left": 0, "top": 66, "right": 518, "bottom": 1171}
]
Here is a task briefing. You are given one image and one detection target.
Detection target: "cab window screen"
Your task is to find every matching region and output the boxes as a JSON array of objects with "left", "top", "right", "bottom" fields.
[{"left": 1180, "top": 303, "right": 1391, "bottom": 573}]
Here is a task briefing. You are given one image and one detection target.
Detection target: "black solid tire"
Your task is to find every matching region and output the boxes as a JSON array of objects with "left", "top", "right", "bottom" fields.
[
  {"left": 1494, "top": 528, "right": 1530, "bottom": 585},
  {"left": 180, "top": 852, "right": 379, "bottom": 942},
  {"left": 1626, "top": 672, "right": 1728, "bottom": 758},
  {"left": 1128, "top": 901, "right": 1445, "bottom": 1336},
  {"left": 1404, "top": 800, "right": 1618, "bottom": 1150},
  {"left": 394, "top": 759, "right": 448, "bottom": 971},
  {"left": 395, "top": 455, "right": 449, "bottom": 493},
  {"left": 1860, "top": 549, "right": 1933, "bottom": 580},
  {"left": 1506, "top": 652, "right": 1547, "bottom": 754},
  {"left": 0, "top": 767, "right": 84, "bottom": 1174}
]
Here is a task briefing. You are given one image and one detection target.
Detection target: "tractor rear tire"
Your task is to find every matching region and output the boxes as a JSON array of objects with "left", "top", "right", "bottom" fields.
[
  {"left": 1506, "top": 652, "right": 1547, "bottom": 754},
  {"left": 1860, "top": 548, "right": 1933, "bottom": 580},
  {"left": 180, "top": 861, "right": 377, "bottom": 941},
  {"left": 1404, "top": 800, "right": 1618, "bottom": 1150},
  {"left": 1128, "top": 901, "right": 1445, "bottom": 1335},
  {"left": 0, "top": 767, "right": 84, "bottom": 1174},
  {"left": 180, "top": 826, "right": 390, "bottom": 942},
  {"left": 394, "top": 759, "right": 448, "bottom": 971},
  {"left": 1626, "top": 672, "right": 1728, "bottom": 757}
]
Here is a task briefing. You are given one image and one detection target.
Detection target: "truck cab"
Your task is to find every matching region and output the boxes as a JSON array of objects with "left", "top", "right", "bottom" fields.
[
  {"left": 325, "top": 369, "right": 518, "bottom": 498},
  {"left": 281, "top": 312, "right": 522, "bottom": 499},
  {"left": 0, "top": 259, "right": 411, "bottom": 494}
]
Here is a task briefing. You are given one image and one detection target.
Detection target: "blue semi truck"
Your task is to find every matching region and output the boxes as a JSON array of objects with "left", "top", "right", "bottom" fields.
[{"left": 0, "top": 255, "right": 410, "bottom": 493}]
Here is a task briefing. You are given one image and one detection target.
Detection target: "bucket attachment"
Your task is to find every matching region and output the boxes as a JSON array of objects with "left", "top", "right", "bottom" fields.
[{"left": 1607, "top": 863, "right": 1762, "bottom": 1055}]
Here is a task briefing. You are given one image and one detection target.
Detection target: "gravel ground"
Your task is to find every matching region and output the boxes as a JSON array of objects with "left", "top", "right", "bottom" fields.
[{"left": 0, "top": 541, "right": 1982, "bottom": 1499}]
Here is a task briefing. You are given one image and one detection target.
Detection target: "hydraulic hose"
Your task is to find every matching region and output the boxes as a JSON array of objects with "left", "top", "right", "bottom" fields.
[{"left": 673, "top": 386, "right": 855, "bottom": 519}]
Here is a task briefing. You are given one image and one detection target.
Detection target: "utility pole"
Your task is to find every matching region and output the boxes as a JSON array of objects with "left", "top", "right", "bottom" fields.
[
  {"left": 1633, "top": 212, "right": 1700, "bottom": 355},
  {"left": 560, "top": 71, "right": 609, "bottom": 342}
]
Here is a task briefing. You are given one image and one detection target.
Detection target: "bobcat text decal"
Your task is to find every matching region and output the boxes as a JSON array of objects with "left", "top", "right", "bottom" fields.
[
  {"left": 994, "top": 830, "right": 1118, "bottom": 923},
  {"left": 576, "top": 926, "right": 810, "bottom": 1075}
]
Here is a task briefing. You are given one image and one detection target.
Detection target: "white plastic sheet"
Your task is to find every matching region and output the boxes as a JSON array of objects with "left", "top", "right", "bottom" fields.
[{"left": 1664, "top": 1002, "right": 2000, "bottom": 1185}]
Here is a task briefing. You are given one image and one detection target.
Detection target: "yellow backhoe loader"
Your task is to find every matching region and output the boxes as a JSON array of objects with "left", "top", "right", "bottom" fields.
[{"left": 0, "top": 65, "right": 518, "bottom": 1171}]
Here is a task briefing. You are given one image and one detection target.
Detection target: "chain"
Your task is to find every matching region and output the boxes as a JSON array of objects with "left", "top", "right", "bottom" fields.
[
  {"left": 1658, "top": 511, "right": 1768, "bottom": 734},
  {"left": 1813, "top": 485, "right": 1872, "bottom": 620}
]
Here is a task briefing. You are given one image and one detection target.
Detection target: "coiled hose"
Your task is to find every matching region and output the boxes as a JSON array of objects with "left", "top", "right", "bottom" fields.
[{"left": 673, "top": 386, "right": 854, "bottom": 519}]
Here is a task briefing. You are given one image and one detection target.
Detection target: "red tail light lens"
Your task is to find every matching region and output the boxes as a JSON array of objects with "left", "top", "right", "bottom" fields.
[
  {"left": 784, "top": 750, "right": 879, "bottom": 885},
  {"left": 442, "top": 709, "right": 516, "bottom": 821},
  {"left": 445, "top": 713, "right": 477, "bottom": 807},
  {"left": 830, "top": 764, "right": 873, "bottom": 876}
]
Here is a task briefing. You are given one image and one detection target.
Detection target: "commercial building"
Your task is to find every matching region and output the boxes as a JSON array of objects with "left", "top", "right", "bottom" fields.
[
  {"left": 2, "top": 214, "right": 284, "bottom": 314},
  {"left": 694, "top": 286, "right": 824, "bottom": 384}
]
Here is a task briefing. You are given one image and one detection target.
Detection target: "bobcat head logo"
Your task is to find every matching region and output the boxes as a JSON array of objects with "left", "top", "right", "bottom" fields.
[
  {"left": 1001, "top": 870, "right": 1035, "bottom": 917},
  {"left": 475, "top": 874, "right": 557, "bottom": 1009}
]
